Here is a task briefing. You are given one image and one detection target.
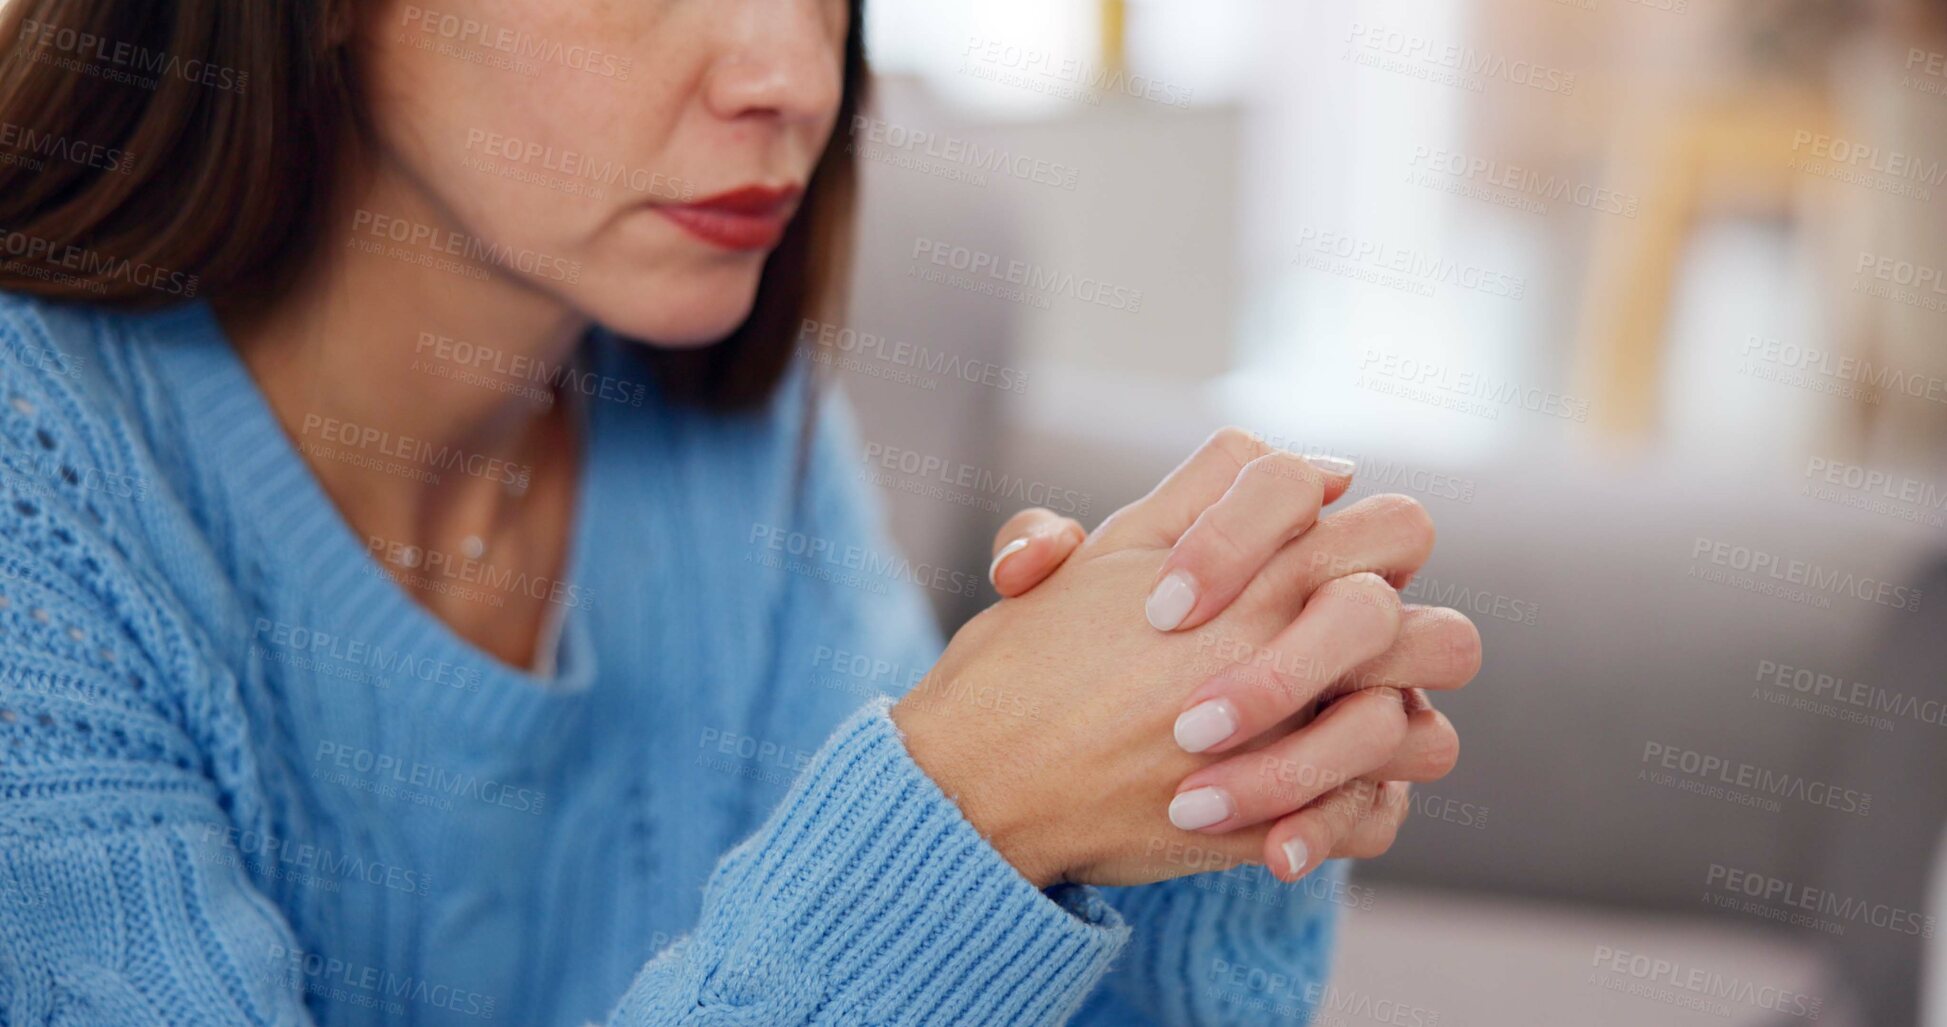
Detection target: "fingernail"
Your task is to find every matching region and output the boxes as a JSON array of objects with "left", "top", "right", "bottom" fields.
[
  {"left": 1302, "top": 454, "right": 1356, "bottom": 477},
  {"left": 1145, "top": 571, "right": 1197, "bottom": 631},
  {"left": 1173, "top": 699, "right": 1238, "bottom": 753},
  {"left": 1168, "top": 786, "right": 1234, "bottom": 831},
  {"left": 1281, "top": 837, "right": 1310, "bottom": 877},
  {"left": 988, "top": 537, "right": 1030, "bottom": 587}
]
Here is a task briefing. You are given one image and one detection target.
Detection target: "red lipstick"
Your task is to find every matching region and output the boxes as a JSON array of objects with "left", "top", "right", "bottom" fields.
[{"left": 655, "top": 184, "right": 802, "bottom": 251}]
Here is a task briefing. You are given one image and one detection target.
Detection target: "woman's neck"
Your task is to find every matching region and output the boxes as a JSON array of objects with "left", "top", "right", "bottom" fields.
[{"left": 217, "top": 171, "right": 590, "bottom": 669}]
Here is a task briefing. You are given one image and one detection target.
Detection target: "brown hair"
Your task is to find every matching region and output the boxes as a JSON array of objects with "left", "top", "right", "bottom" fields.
[{"left": 0, "top": 0, "right": 865, "bottom": 409}]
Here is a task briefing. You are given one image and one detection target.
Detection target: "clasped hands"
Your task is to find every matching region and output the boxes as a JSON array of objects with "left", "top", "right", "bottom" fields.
[{"left": 892, "top": 428, "right": 1480, "bottom": 889}]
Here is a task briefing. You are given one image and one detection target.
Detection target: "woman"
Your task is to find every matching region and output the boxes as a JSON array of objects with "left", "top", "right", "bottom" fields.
[{"left": 0, "top": 1, "right": 1478, "bottom": 1024}]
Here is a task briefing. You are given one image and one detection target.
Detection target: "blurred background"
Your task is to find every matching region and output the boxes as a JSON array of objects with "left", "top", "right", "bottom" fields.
[{"left": 825, "top": 0, "right": 1947, "bottom": 1023}]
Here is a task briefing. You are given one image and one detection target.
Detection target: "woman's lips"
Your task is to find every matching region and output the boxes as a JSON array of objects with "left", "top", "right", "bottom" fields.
[{"left": 654, "top": 184, "right": 802, "bottom": 251}]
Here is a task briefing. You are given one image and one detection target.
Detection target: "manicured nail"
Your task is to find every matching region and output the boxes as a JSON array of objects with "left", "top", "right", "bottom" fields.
[
  {"left": 1145, "top": 571, "right": 1197, "bottom": 631},
  {"left": 1281, "top": 837, "right": 1310, "bottom": 877},
  {"left": 988, "top": 537, "right": 1030, "bottom": 587},
  {"left": 1168, "top": 786, "right": 1234, "bottom": 831},
  {"left": 1303, "top": 454, "right": 1356, "bottom": 477},
  {"left": 1173, "top": 699, "right": 1238, "bottom": 753}
]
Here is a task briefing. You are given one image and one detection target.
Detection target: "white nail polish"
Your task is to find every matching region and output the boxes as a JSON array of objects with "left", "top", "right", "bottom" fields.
[
  {"left": 1145, "top": 571, "right": 1196, "bottom": 631},
  {"left": 1168, "top": 786, "right": 1234, "bottom": 831},
  {"left": 1173, "top": 699, "right": 1237, "bottom": 754},
  {"left": 1302, "top": 454, "right": 1355, "bottom": 477},
  {"left": 988, "top": 537, "right": 1029, "bottom": 587},
  {"left": 1281, "top": 837, "right": 1310, "bottom": 877}
]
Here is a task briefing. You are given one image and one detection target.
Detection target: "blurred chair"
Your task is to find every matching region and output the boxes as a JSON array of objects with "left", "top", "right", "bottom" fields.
[{"left": 1573, "top": 82, "right": 1835, "bottom": 439}]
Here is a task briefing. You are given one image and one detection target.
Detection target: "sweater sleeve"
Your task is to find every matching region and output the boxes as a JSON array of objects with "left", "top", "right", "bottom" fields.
[
  {"left": 607, "top": 699, "right": 1129, "bottom": 1026},
  {"left": 0, "top": 322, "right": 318, "bottom": 1023}
]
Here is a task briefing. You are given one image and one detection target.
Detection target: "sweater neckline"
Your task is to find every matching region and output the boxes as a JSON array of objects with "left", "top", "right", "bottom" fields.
[{"left": 134, "top": 301, "right": 599, "bottom": 746}]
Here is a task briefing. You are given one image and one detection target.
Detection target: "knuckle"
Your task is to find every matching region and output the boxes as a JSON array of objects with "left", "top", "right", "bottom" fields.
[
  {"left": 1347, "top": 790, "right": 1404, "bottom": 854},
  {"left": 1245, "top": 452, "right": 1327, "bottom": 506},
  {"left": 1425, "top": 608, "right": 1483, "bottom": 683},
  {"left": 1398, "top": 685, "right": 1434, "bottom": 715},
  {"left": 1367, "top": 822, "right": 1401, "bottom": 857},
  {"left": 1257, "top": 661, "right": 1318, "bottom": 710},
  {"left": 1189, "top": 510, "right": 1252, "bottom": 565},
  {"left": 1250, "top": 747, "right": 1327, "bottom": 806},
  {"left": 1400, "top": 713, "right": 1459, "bottom": 780},
  {"left": 1300, "top": 542, "right": 1366, "bottom": 582},
  {"left": 1206, "top": 426, "right": 1266, "bottom": 468},
  {"left": 1421, "top": 723, "right": 1460, "bottom": 779},
  {"left": 1317, "top": 570, "right": 1387, "bottom": 602},
  {"left": 1370, "top": 492, "right": 1436, "bottom": 554},
  {"left": 1092, "top": 508, "right": 1132, "bottom": 542},
  {"left": 1326, "top": 788, "right": 1369, "bottom": 834},
  {"left": 1376, "top": 780, "right": 1412, "bottom": 822},
  {"left": 1365, "top": 692, "right": 1410, "bottom": 750},
  {"left": 1317, "top": 572, "right": 1403, "bottom": 632}
]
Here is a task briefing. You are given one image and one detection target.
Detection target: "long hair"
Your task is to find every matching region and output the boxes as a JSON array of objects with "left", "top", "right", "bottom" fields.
[{"left": 0, "top": 0, "right": 866, "bottom": 408}]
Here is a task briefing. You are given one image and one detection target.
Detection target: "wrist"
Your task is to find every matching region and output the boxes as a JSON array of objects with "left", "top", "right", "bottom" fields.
[{"left": 892, "top": 694, "right": 1068, "bottom": 889}]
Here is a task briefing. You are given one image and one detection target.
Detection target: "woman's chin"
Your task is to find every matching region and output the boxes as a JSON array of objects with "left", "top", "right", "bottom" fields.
[{"left": 586, "top": 287, "right": 761, "bottom": 350}]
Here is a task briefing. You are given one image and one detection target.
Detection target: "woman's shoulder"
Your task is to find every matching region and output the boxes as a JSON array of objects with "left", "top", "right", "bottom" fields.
[
  {"left": 0, "top": 290, "right": 150, "bottom": 443},
  {"left": 0, "top": 291, "right": 179, "bottom": 516},
  {"left": 0, "top": 294, "right": 265, "bottom": 839},
  {"left": 0, "top": 291, "right": 209, "bottom": 630},
  {"left": 0, "top": 289, "right": 103, "bottom": 389}
]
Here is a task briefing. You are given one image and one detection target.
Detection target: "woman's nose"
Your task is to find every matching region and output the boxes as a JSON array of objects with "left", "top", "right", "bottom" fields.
[{"left": 702, "top": 0, "right": 845, "bottom": 126}]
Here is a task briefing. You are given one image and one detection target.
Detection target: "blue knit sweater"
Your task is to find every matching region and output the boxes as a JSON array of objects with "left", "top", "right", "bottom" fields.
[{"left": 0, "top": 293, "right": 1342, "bottom": 1026}]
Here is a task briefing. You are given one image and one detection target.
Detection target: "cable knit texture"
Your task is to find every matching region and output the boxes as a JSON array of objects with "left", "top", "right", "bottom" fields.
[{"left": 0, "top": 293, "right": 1340, "bottom": 1026}]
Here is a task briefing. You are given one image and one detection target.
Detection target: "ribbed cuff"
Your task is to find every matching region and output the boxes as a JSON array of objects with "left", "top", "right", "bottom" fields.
[{"left": 664, "top": 698, "right": 1128, "bottom": 1026}]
